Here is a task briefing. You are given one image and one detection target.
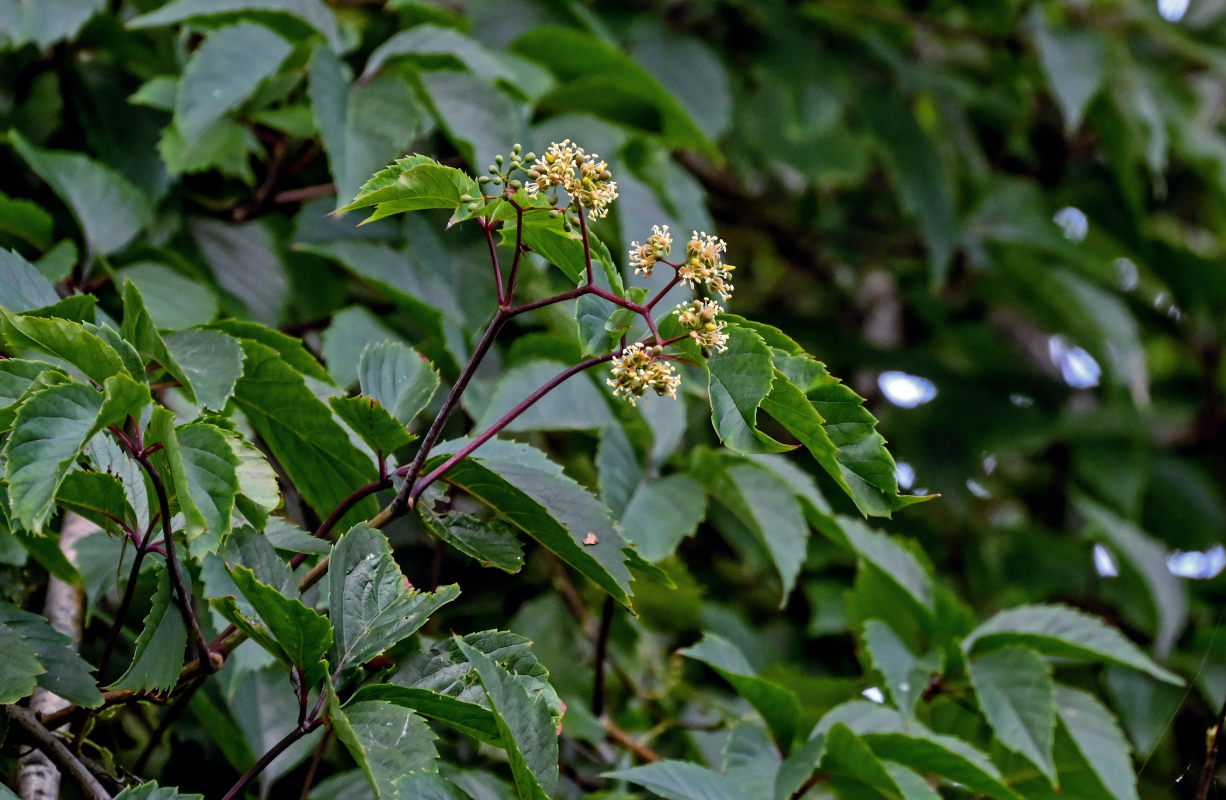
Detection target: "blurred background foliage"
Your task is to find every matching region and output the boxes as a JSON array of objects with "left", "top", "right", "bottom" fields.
[{"left": 2, "top": 0, "right": 1225, "bottom": 797}]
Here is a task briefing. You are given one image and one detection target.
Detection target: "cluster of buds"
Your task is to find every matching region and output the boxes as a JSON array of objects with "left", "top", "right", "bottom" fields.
[
  {"left": 628, "top": 225, "right": 673, "bottom": 277},
  {"left": 525, "top": 140, "right": 619, "bottom": 218},
  {"left": 606, "top": 344, "right": 680, "bottom": 406},
  {"left": 674, "top": 298, "right": 728, "bottom": 353},
  {"left": 678, "top": 231, "right": 735, "bottom": 300},
  {"left": 469, "top": 144, "right": 535, "bottom": 209}
]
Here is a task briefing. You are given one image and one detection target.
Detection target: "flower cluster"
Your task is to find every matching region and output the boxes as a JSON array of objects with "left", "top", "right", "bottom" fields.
[
  {"left": 678, "top": 231, "right": 735, "bottom": 300},
  {"left": 525, "top": 139, "right": 619, "bottom": 218},
  {"left": 628, "top": 225, "right": 673, "bottom": 277},
  {"left": 674, "top": 298, "right": 728, "bottom": 352},
  {"left": 606, "top": 344, "right": 680, "bottom": 405}
]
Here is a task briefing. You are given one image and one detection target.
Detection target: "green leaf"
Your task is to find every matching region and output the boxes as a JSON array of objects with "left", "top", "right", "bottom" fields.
[
  {"left": 511, "top": 26, "right": 714, "bottom": 157},
  {"left": 110, "top": 567, "right": 188, "bottom": 692},
  {"left": 962, "top": 604, "right": 1183, "bottom": 685},
  {"left": 576, "top": 293, "right": 626, "bottom": 355},
  {"left": 0, "top": 248, "right": 59, "bottom": 311},
  {"left": 817, "top": 702, "right": 1020, "bottom": 800},
  {"left": 605, "top": 762, "right": 750, "bottom": 800},
  {"left": 162, "top": 329, "right": 245, "bottom": 412},
  {"left": 391, "top": 773, "right": 472, "bottom": 800},
  {"left": 968, "top": 646, "right": 1057, "bottom": 785},
  {"left": 111, "top": 782, "right": 205, "bottom": 800},
  {"left": 0, "top": 359, "right": 61, "bottom": 408},
  {"left": 473, "top": 360, "right": 608, "bottom": 433},
  {"left": 87, "top": 433, "right": 151, "bottom": 541},
  {"left": 33, "top": 240, "right": 76, "bottom": 283},
  {"left": 192, "top": 219, "right": 290, "bottom": 326},
  {"left": 822, "top": 724, "right": 906, "bottom": 798},
  {"left": 703, "top": 458, "right": 808, "bottom": 601},
  {"left": 222, "top": 525, "right": 295, "bottom": 595},
  {"left": 862, "top": 620, "right": 940, "bottom": 720},
  {"left": 500, "top": 212, "right": 618, "bottom": 287},
  {"left": 0, "top": 601, "right": 102, "bottom": 707},
  {"left": 833, "top": 516, "right": 934, "bottom": 614},
  {"left": 177, "top": 422, "right": 241, "bottom": 555},
  {"left": 126, "top": 0, "right": 341, "bottom": 50},
  {"left": 357, "top": 340, "right": 439, "bottom": 426},
  {"left": 707, "top": 325, "right": 793, "bottom": 454},
  {"left": 55, "top": 470, "right": 135, "bottom": 536},
  {"left": 355, "top": 630, "right": 559, "bottom": 745},
  {"left": 339, "top": 159, "right": 479, "bottom": 223},
  {"left": 211, "top": 319, "right": 332, "bottom": 383},
  {"left": 723, "top": 722, "right": 781, "bottom": 800},
  {"left": 114, "top": 263, "right": 219, "bottom": 330},
  {"left": 3, "top": 381, "right": 102, "bottom": 532},
  {"left": 417, "top": 503, "right": 524, "bottom": 573},
  {"left": 8, "top": 130, "right": 151, "bottom": 255},
  {"left": 309, "top": 48, "right": 430, "bottom": 211},
  {"left": 428, "top": 438, "right": 632, "bottom": 604},
  {"left": 1032, "top": 18, "right": 1107, "bottom": 134},
  {"left": 363, "top": 24, "right": 519, "bottom": 84},
  {"left": 1055, "top": 685, "right": 1139, "bottom": 800},
  {"left": 230, "top": 339, "right": 377, "bottom": 524},
  {"left": 1076, "top": 497, "right": 1187, "bottom": 659},
  {"left": 223, "top": 564, "right": 332, "bottom": 677},
  {"left": 330, "top": 699, "right": 438, "bottom": 799},
  {"left": 777, "top": 355, "right": 929, "bottom": 517},
  {"left": 2, "top": 310, "right": 129, "bottom": 386},
  {"left": 175, "top": 23, "right": 292, "bottom": 141},
  {"left": 859, "top": 91, "right": 956, "bottom": 286},
  {"left": 329, "top": 523, "right": 461, "bottom": 673},
  {"left": 455, "top": 637, "right": 558, "bottom": 800},
  {"left": 9, "top": 527, "right": 81, "bottom": 585},
  {"left": 0, "top": 192, "right": 54, "bottom": 251},
  {"left": 618, "top": 474, "right": 706, "bottom": 562},
  {"left": 680, "top": 633, "right": 801, "bottom": 751},
  {"left": 0, "top": 623, "right": 42, "bottom": 704},
  {"left": 330, "top": 395, "right": 416, "bottom": 455},
  {"left": 0, "top": 358, "right": 65, "bottom": 432}
]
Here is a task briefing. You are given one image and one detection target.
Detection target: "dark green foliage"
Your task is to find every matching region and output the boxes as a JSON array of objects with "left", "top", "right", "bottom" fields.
[{"left": 0, "top": 2, "right": 1218, "bottom": 799}]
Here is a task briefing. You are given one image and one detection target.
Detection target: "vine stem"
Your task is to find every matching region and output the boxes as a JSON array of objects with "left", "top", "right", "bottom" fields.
[
  {"left": 220, "top": 718, "right": 323, "bottom": 800},
  {"left": 289, "top": 477, "right": 391, "bottom": 569},
  {"left": 376, "top": 309, "right": 509, "bottom": 526},
  {"left": 136, "top": 450, "right": 216, "bottom": 673},
  {"left": 482, "top": 219, "right": 505, "bottom": 304},
  {"left": 408, "top": 353, "right": 609, "bottom": 504},
  {"left": 409, "top": 332, "right": 689, "bottom": 505},
  {"left": 3, "top": 705, "right": 110, "bottom": 800}
]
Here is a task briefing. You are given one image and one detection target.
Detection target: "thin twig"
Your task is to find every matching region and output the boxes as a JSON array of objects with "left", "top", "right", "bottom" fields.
[
  {"left": 220, "top": 718, "right": 323, "bottom": 800},
  {"left": 1196, "top": 689, "right": 1226, "bottom": 800},
  {"left": 602, "top": 718, "right": 661, "bottom": 763},
  {"left": 505, "top": 205, "right": 526, "bottom": 300},
  {"left": 97, "top": 537, "right": 151, "bottom": 681},
  {"left": 4, "top": 705, "right": 111, "bottom": 800},
  {"left": 19, "top": 514, "right": 92, "bottom": 800},
  {"left": 482, "top": 219, "right": 505, "bottom": 305},
  {"left": 289, "top": 477, "right": 391, "bottom": 569},
  {"left": 297, "top": 729, "right": 333, "bottom": 800},
  {"left": 408, "top": 353, "right": 615, "bottom": 503},
  {"left": 592, "top": 596, "right": 615, "bottom": 717},
  {"left": 132, "top": 684, "right": 198, "bottom": 774},
  {"left": 375, "top": 309, "right": 509, "bottom": 526},
  {"left": 138, "top": 452, "right": 216, "bottom": 673}
]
